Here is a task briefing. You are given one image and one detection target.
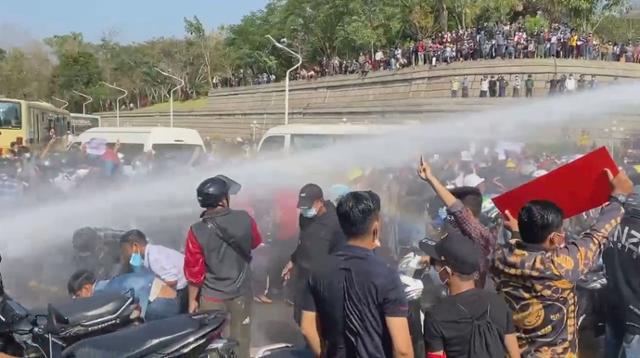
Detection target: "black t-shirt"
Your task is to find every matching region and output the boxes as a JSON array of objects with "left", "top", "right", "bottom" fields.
[
  {"left": 604, "top": 200, "right": 640, "bottom": 335},
  {"left": 302, "top": 245, "right": 408, "bottom": 358},
  {"left": 424, "top": 288, "right": 515, "bottom": 358}
]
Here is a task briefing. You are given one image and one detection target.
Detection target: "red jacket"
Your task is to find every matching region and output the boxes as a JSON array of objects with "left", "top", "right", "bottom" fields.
[{"left": 184, "top": 210, "right": 262, "bottom": 288}]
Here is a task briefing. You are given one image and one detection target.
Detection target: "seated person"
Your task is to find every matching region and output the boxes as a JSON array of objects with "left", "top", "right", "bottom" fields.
[{"left": 67, "top": 269, "right": 180, "bottom": 321}]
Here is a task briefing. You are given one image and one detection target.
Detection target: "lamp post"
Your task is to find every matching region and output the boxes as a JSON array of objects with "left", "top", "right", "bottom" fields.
[
  {"left": 604, "top": 120, "right": 625, "bottom": 159},
  {"left": 100, "top": 82, "right": 128, "bottom": 127},
  {"left": 266, "top": 35, "right": 302, "bottom": 126},
  {"left": 154, "top": 67, "right": 185, "bottom": 128},
  {"left": 72, "top": 90, "right": 93, "bottom": 115},
  {"left": 51, "top": 96, "right": 69, "bottom": 110}
]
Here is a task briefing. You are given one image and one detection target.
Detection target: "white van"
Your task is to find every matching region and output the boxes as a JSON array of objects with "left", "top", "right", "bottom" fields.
[
  {"left": 74, "top": 126, "right": 206, "bottom": 162},
  {"left": 257, "top": 123, "right": 405, "bottom": 154}
]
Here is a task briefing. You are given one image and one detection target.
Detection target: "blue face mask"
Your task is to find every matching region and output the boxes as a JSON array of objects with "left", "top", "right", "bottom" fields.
[
  {"left": 129, "top": 251, "right": 143, "bottom": 272},
  {"left": 300, "top": 207, "right": 318, "bottom": 219}
]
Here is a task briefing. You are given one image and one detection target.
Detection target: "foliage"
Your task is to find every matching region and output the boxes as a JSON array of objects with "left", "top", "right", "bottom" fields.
[
  {"left": 0, "top": 0, "right": 636, "bottom": 112},
  {"left": 0, "top": 47, "right": 52, "bottom": 100},
  {"left": 596, "top": 15, "right": 640, "bottom": 41},
  {"left": 524, "top": 14, "right": 550, "bottom": 34}
]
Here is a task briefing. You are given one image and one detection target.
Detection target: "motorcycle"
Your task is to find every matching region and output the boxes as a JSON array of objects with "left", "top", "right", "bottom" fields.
[
  {"left": 0, "top": 270, "right": 139, "bottom": 356},
  {"left": 0, "top": 253, "right": 237, "bottom": 358},
  {"left": 61, "top": 312, "right": 236, "bottom": 358}
]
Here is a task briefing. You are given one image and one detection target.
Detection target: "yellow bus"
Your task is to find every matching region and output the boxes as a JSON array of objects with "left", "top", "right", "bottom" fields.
[{"left": 0, "top": 98, "right": 71, "bottom": 153}]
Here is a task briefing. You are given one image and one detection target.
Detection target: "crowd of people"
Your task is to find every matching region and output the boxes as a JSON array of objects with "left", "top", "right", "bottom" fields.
[
  {"left": 6, "top": 124, "right": 640, "bottom": 358},
  {"left": 212, "top": 21, "right": 640, "bottom": 89},
  {"left": 48, "top": 137, "right": 640, "bottom": 358},
  {"left": 450, "top": 72, "right": 602, "bottom": 98}
]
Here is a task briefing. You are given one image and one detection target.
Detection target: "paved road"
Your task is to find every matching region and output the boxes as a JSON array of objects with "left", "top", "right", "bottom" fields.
[{"left": 251, "top": 300, "right": 305, "bottom": 355}]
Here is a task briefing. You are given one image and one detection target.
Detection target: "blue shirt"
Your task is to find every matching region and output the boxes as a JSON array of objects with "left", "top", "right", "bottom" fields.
[
  {"left": 302, "top": 245, "right": 408, "bottom": 358},
  {"left": 95, "top": 271, "right": 154, "bottom": 316}
]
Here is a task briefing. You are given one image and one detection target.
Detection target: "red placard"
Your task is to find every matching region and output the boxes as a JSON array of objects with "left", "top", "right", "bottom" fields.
[{"left": 492, "top": 147, "right": 619, "bottom": 219}]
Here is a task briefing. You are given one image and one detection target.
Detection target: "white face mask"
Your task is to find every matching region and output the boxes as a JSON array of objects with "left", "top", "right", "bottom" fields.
[{"left": 300, "top": 207, "right": 318, "bottom": 218}]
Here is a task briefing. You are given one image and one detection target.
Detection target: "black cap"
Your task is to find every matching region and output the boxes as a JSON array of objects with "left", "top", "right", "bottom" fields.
[
  {"left": 419, "top": 230, "right": 481, "bottom": 275},
  {"left": 297, "top": 184, "right": 323, "bottom": 209}
]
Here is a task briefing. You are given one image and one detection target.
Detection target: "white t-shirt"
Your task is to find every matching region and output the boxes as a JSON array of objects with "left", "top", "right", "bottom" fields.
[
  {"left": 144, "top": 244, "right": 187, "bottom": 290},
  {"left": 565, "top": 78, "right": 577, "bottom": 91},
  {"left": 481, "top": 79, "right": 489, "bottom": 91}
]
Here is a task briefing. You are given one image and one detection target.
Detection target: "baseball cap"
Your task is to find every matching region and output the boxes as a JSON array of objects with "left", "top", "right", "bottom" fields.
[
  {"left": 463, "top": 173, "right": 485, "bottom": 188},
  {"left": 419, "top": 230, "right": 481, "bottom": 275},
  {"left": 297, "top": 183, "right": 324, "bottom": 209}
]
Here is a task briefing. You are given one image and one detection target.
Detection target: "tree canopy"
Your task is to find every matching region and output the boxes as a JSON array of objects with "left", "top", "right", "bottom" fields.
[{"left": 0, "top": 0, "right": 636, "bottom": 113}]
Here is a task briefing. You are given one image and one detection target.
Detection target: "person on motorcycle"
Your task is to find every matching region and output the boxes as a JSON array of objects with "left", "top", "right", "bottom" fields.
[
  {"left": 183, "top": 175, "right": 262, "bottom": 358},
  {"left": 603, "top": 188, "right": 640, "bottom": 356},
  {"left": 119, "top": 229, "right": 188, "bottom": 311},
  {"left": 67, "top": 269, "right": 180, "bottom": 321},
  {"left": 492, "top": 169, "right": 633, "bottom": 357}
]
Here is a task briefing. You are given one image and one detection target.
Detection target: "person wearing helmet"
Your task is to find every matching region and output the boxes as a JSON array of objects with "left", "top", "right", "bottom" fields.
[{"left": 183, "top": 175, "right": 262, "bottom": 358}]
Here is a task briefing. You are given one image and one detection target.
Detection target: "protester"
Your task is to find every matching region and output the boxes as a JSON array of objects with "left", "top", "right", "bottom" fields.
[
  {"left": 497, "top": 75, "right": 508, "bottom": 97},
  {"left": 479, "top": 76, "right": 489, "bottom": 98},
  {"left": 119, "top": 229, "right": 187, "bottom": 310},
  {"left": 548, "top": 74, "right": 559, "bottom": 95},
  {"left": 492, "top": 169, "right": 633, "bottom": 356},
  {"left": 421, "top": 231, "right": 520, "bottom": 358},
  {"left": 282, "top": 183, "right": 346, "bottom": 324},
  {"left": 461, "top": 76, "right": 470, "bottom": 98},
  {"left": 183, "top": 175, "right": 262, "bottom": 358},
  {"left": 525, "top": 74, "right": 535, "bottom": 97},
  {"left": 488, "top": 76, "right": 497, "bottom": 97},
  {"left": 67, "top": 269, "right": 180, "bottom": 321},
  {"left": 565, "top": 73, "right": 577, "bottom": 92},
  {"left": 512, "top": 75, "right": 521, "bottom": 97},
  {"left": 300, "top": 191, "right": 413, "bottom": 358},
  {"left": 603, "top": 190, "right": 640, "bottom": 357},
  {"left": 418, "top": 158, "right": 496, "bottom": 287},
  {"left": 451, "top": 77, "right": 460, "bottom": 98}
]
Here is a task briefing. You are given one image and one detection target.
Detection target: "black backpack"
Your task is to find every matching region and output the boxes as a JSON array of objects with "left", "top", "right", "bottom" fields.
[{"left": 457, "top": 303, "right": 506, "bottom": 358}]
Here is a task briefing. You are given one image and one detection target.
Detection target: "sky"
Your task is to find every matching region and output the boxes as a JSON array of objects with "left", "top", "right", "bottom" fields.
[{"left": 2, "top": 0, "right": 270, "bottom": 47}]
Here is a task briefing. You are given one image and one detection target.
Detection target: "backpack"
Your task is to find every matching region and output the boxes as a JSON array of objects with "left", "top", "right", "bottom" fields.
[{"left": 456, "top": 303, "right": 506, "bottom": 358}]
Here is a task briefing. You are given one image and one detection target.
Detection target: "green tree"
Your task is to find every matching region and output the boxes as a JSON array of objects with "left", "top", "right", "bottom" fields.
[
  {"left": 185, "top": 16, "right": 214, "bottom": 89},
  {"left": 50, "top": 51, "right": 102, "bottom": 112},
  {"left": 0, "top": 48, "right": 52, "bottom": 100}
]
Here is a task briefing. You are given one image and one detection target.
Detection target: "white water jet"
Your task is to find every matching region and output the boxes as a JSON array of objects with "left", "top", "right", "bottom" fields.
[{"left": 1, "top": 83, "right": 640, "bottom": 260}]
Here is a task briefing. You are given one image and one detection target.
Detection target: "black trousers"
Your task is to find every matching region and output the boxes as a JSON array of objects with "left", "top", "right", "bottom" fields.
[{"left": 292, "top": 266, "right": 310, "bottom": 325}]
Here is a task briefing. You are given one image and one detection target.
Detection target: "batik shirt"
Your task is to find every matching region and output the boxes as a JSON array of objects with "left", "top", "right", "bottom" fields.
[{"left": 492, "top": 201, "right": 623, "bottom": 357}]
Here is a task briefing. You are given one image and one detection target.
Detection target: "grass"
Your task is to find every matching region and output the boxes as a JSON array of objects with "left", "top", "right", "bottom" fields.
[{"left": 139, "top": 97, "right": 208, "bottom": 112}]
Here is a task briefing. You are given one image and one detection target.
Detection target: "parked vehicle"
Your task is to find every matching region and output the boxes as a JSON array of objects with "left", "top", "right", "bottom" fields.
[
  {"left": 0, "top": 254, "right": 138, "bottom": 357},
  {"left": 62, "top": 312, "right": 235, "bottom": 358}
]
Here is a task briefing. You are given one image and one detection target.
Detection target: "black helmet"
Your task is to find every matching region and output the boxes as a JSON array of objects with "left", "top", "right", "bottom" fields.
[{"left": 197, "top": 175, "right": 241, "bottom": 208}]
